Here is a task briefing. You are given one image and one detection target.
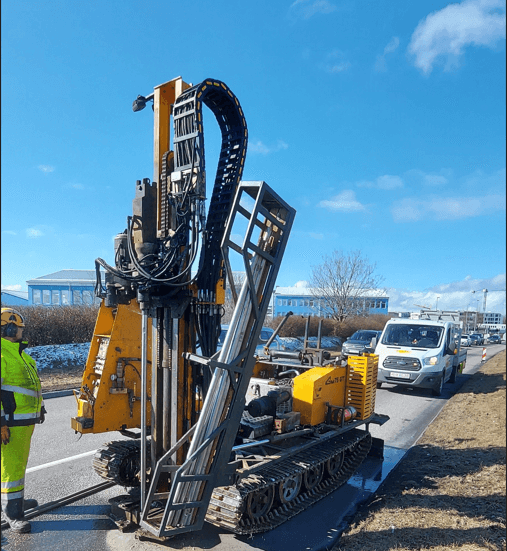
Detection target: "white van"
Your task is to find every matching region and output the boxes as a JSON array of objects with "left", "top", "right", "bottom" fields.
[{"left": 376, "top": 313, "right": 467, "bottom": 396}]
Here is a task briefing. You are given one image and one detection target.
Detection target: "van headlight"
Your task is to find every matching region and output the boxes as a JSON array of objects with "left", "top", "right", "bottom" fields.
[{"left": 423, "top": 356, "right": 438, "bottom": 366}]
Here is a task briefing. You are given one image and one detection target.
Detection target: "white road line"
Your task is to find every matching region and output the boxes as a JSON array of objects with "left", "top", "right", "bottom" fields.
[{"left": 26, "top": 450, "right": 97, "bottom": 473}]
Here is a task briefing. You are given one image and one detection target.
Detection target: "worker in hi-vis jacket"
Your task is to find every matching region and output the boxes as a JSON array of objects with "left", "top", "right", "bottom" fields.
[{"left": 1, "top": 308, "right": 46, "bottom": 533}]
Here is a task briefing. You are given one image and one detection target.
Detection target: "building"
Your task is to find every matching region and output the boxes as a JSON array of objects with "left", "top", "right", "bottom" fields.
[
  {"left": 483, "top": 312, "right": 503, "bottom": 325},
  {"left": 1, "top": 290, "right": 29, "bottom": 306},
  {"left": 27, "top": 270, "right": 104, "bottom": 306},
  {"left": 272, "top": 286, "right": 389, "bottom": 318}
]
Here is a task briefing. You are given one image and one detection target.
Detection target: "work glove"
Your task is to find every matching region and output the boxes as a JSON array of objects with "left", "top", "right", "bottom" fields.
[
  {"left": 1, "top": 425, "right": 10, "bottom": 445},
  {"left": 39, "top": 405, "right": 47, "bottom": 424}
]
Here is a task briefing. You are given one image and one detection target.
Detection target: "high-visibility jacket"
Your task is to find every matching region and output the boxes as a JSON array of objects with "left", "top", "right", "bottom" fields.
[{"left": 1, "top": 338, "right": 43, "bottom": 427}]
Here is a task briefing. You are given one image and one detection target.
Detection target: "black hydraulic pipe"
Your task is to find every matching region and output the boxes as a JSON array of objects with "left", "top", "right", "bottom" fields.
[{"left": 265, "top": 311, "right": 293, "bottom": 350}]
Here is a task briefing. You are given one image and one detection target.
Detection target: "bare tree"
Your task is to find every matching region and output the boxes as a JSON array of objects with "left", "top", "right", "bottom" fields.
[
  {"left": 221, "top": 271, "right": 246, "bottom": 324},
  {"left": 309, "top": 250, "right": 385, "bottom": 323}
]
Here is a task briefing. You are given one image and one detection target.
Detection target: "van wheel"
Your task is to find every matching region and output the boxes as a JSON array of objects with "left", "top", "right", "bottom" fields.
[
  {"left": 449, "top": 365, "right": 457, "bottom": 384},
  {"left": 432, "top": 375, "right": 444, "bottom": 396}
]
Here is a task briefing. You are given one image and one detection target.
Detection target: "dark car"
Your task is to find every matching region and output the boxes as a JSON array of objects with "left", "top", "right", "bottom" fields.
[
  {"left": 469, "top": 334, "right": 484, "bottom": 346},
  {"left": 218, "top": 325, "right": 283, "bottom": 356},
  {"left": 341, "top": 330, "right": 381, "bottom": 359},
  {"left": 488, "top": 334, "right": 501, "bottom": 344}
]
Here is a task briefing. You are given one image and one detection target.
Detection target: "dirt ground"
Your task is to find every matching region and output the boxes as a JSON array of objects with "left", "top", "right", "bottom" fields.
[
  {"left": 39, "top": 365, "right": 85, "bottom": 392},
  {"left": 335, "top": 350, "right": 506, "bottom": 551},
  {"left": 38, "top": 353, "right": 506, "bottom": 550}
]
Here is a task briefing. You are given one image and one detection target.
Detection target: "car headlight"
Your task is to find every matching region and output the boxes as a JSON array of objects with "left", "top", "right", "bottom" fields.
[{"left": 423, "top": 356, "right": 439, "bottom": 366}]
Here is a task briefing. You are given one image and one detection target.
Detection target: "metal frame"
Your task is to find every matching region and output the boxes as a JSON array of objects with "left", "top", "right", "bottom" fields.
[{"left": 138, "top": 180, "right": 295, "bottom": 537}]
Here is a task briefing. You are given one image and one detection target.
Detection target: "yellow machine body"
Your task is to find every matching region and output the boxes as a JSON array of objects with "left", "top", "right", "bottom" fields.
[
  {"left": 71, "top": 300, "right": 152, "bottom": 434},
  {"left": 292, "top": 365, "right": 347, "bottom": 426}
]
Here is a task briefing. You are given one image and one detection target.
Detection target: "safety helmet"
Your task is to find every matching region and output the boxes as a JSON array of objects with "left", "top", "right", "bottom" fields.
[{"left": 1, "top": 308, "right": 25, "bottom": 327}]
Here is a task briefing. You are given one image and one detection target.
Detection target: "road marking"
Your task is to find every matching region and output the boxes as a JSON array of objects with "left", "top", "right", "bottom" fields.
[{"left": 26, "top": 450, "right": 97, "bottom": 473}]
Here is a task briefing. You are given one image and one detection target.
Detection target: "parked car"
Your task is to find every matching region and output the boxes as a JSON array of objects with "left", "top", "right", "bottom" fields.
[
  {"left": 218, "top": 325, "right": 284, "bottom": 356},
  {"left": 469, "top": 334, "right": 484, "bottom": 346},
  {"left": 341, "top": 330, "right": 382, "bottom": 359},
  {"left": 488, "top": 334, "right": 501, "bottom": 344},
  {"left": 460, "top": 334, "right": 472, "bottom": 347}
]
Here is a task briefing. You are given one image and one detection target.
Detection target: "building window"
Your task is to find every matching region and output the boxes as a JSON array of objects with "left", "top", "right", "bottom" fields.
[
  {"left": 381, "top": 301, "right": 386, "bottom": 309},
  {"left": 83, "top": 290, "right": 93, "bottom": 305},
  {"left": 283, "top": 299, "right": 287, "bottom": 306},
  {"left": 73, "top": 290, "right": 82, "bottom": 304},
  {"left": 43, "top": 290, "right": 51, "bottom": 305},
  {"left": 305, "top": 300, "right": 309, "bottom": 307},
  {"left": 52, "top": 290, "right": 60, "bottom": 305},
  {"left": 277, "top": 299, "right": 282, "bottom": 306},
  {"left": 62, "top": 290, "right": 70, "bottom": 305},
  {"left": 33, "top": 290, "right": 41, "bottom": 305}
]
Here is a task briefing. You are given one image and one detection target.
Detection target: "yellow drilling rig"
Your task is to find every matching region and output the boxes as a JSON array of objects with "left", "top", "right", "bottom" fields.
[{"left": 71, "top": 76, "right": 388, "bottom": 538}]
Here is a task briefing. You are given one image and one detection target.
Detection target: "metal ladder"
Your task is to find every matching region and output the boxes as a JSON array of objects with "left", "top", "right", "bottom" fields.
[{"left": 139, "top": 180, "right": 295, "bottom": 537}]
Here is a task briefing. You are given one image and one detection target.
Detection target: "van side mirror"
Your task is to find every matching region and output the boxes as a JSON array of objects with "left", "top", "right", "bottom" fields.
[{"left": 365, "top": 337, "right": 377, "bottom": 353}]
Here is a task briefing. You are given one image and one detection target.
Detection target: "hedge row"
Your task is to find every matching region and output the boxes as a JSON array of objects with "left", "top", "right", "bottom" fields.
[
  {"left": 2, "top": 305, "right": 99, "bottom": 347},
  {"left": 2, "top": 304, "right": 391, "bottom": 346},
  {"left": 267, "top": 313, "right": 391, "bottom": 340}
]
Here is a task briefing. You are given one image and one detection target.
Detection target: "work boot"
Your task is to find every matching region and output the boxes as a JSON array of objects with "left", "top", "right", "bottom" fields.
[
  {"left": 24, "top": 499, "right": 38, "bottom": 510},
  {"left": 2, "top": 498, "right": 31, "bottom": 533}
]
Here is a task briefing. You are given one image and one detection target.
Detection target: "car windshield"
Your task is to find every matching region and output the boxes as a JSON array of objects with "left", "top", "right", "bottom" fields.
[
  {"left": 381, "top": 324, "right": 443, "bottom": 348},
  {"left": 260, "top": 329, "right": 273, "bottom": 342},
  {"left": 350, "top": 331, "right": 378, "bottom": 341}
]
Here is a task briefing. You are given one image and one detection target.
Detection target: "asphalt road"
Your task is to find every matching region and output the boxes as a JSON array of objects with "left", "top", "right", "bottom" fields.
[{"left": 2, "top": 343, "right": 503, "bottom": 551}]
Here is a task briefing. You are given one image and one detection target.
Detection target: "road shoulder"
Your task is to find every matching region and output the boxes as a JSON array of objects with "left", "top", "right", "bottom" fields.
[{"left": 335, "top": 350, "right": 506, "bottom": 551}]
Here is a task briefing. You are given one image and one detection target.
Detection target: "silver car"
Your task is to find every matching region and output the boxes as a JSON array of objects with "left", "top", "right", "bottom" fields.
[{"left": 460, "top": 334, "right": 472, "bottom": 347}]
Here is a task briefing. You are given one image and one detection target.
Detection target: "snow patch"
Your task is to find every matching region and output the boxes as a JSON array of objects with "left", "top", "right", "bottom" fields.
[{"left": 27, "top": 343, "right": 90, "bottom": 371}]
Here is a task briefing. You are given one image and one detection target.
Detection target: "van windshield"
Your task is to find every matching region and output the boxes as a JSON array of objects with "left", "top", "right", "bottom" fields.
[{"left": 381, "top": 324, "right": 444, "bottom": 349}]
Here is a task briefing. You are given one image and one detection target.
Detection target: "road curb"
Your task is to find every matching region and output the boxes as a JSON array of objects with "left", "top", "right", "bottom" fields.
[{"left": 42, "top": 389, "right": 76, "bottom": 399}]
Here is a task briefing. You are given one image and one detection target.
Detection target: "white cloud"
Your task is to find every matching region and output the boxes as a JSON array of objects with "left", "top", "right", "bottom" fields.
[
  {"left": 1, "top": 284, "right": 22, "bottom": 291},
  {"left": 2, "top": 230, "right": 17, "bottom": 236},
  {"left": 318, "top": 190, "right": 366, "bottom": 212},
  {"left": 290, "top": 0, "right": 337, "bottom": 19},
  {"left": 38, "top": 165, "right": 55, "bottom": 173},
  {"left": 387, "top": 274, "right": 506, "bottom": 314},
  {"left": 249, "top": 140, "right": 288, "bottom": 155},
  {"left": 294, "top": 280, "right": 310, "bottom": 288},
  {"left": 391, "top": 193, "right": 505, "bottom": 222},
  {"left": 408, "top": 0, "right": 506, "bottom": 75},
  {"left": 26, "top": 228, "right": 44, "bottom": 238},
  {"left": 403, "top": 169, "right": 451, "bottom": 187},
  {"left": 374, "top": 36, "right": 400, "bottom": 72},
  {"left": 309, "top": 232, "right": 324, "bottom": 240},
  {"left": 70, "top": 183, "right": 85, "bottom": 190},
  {"left": 321, "top": 50, "right": 351, "bottom": 74},
  {"left": 357, "top": 174, "right": 404, "bottom": 189}
]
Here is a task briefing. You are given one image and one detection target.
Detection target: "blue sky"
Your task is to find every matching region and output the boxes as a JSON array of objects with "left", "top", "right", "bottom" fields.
[{"left": 2, "top": 0, "right": 505, "bottom": 314}]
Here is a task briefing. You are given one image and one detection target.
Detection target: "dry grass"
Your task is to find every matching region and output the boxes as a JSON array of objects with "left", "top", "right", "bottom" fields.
[{"left": 335, "top": 350, "right": 506, "bottom": 551}]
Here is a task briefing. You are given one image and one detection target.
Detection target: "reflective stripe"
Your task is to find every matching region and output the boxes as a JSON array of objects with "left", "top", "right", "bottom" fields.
[
  {"left": 1, "top": 490, "right": 24, "bottom": 502},
  {"left": 1, "top": 385, "right": 42, "bottom": 399},
  {"left": 1, "top": 478, "right": 24, "bottom": 489},
  {"left": 10, "top": 412, "right": 39, "bottom": 420}
]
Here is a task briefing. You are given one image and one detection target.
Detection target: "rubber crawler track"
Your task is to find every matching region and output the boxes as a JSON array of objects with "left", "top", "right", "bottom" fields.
[{"left": 206, "top": 429, "right": 372, "bottom": 534}]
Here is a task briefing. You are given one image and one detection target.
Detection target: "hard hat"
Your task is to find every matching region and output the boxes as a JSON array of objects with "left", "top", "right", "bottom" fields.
[{"left": 1, "top": 308, "right": 25, "bottom": 327}]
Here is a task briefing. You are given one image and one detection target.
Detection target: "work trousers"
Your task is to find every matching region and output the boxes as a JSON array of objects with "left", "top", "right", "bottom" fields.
[{"left": 1, "top": 425, "right": 35, "bottom": 506}]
